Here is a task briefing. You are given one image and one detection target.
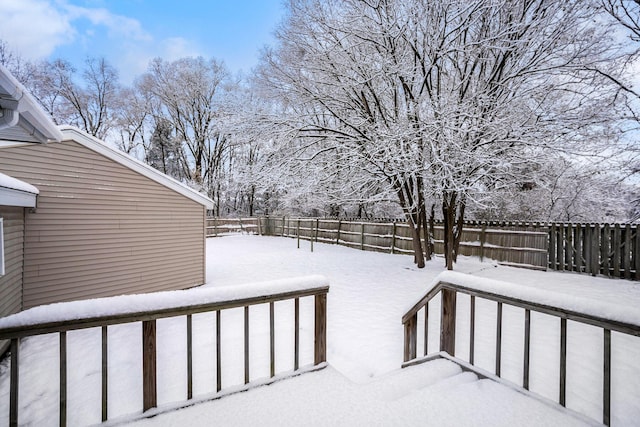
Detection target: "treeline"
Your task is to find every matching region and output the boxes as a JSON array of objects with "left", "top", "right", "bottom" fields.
[{"left": 2, "top": 0, "right": 640, "bottom": 269}]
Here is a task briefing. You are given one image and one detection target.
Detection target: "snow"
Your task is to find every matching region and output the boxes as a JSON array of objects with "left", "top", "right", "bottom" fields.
[
  {"left": 127, "top": 360, "right": 593, "bottom": 427},
  {"left": 1, "top": 235, "right": 639, "bottom": 426},
  {"left": 0, "top": 275, "right": 328, "bottom": 329},
  {"left": 426, "top": 270, "right": 640, "bottom": 326},
  {"left": 0, "top": 172, "right": 38, "bottom": 194}
]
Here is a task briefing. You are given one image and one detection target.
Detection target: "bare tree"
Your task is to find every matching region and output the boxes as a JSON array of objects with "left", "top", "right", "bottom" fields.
[
  {"left": 24, "top": 57, "right": 120, "bottom": 139},
  {"left": 139, "top": 57, "right": 230, "bottom": 192}
]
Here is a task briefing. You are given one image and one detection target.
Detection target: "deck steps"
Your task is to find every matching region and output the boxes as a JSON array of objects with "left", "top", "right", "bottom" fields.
[{"left": 124, "top": 358, "right": 596, "bottom": 427}]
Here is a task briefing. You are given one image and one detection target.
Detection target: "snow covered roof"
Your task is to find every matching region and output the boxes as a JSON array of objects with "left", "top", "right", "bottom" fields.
[
  {"left": 0, "top": 171, "right": 38, "bottom": 207},
  {"left": 60, "top": 126, "right": 214, "bottom": 209},
  {"left": 0, "top": 64, "right": 63, "bottom": 144}
]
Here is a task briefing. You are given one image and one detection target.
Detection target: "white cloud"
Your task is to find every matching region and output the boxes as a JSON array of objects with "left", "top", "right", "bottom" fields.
[
  {"left": 0, "top": 0, "right": 75, "bottom": 59},
  {"left": 0, "top": 0, "right": 207, "bottom": 84},
  {"left": 116, "top": 37, "right": 205, "bottom": 84},
  {"left": 62, "top": 2, "right": 151, "bottom": 42},
  {"left": 163, "top": 37, "right": 203, "bottom": 60},
  {"left": 0, "top": 0, "right": 152, "bottom": 62}
]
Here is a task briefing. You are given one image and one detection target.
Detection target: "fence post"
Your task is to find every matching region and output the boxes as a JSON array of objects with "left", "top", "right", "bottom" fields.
[
  {"left": 142, "top": 320, "right": 157, "bottom": 411},
  {"left": 297, "top": 219, "right": 300, "bottom": 249},
  {"left": 635, "top": 225, "right": 640, "bottom": 280},
  {"left": 440, "top": 288, "right": 457, "bottom": 355},
  {"left": 336, "top": 220, "right": 341, "bottom": 245},
  {"left": 361, "top": 223, "right": 365, "bottom": 251},
  {"left": 575, "top": 224, "right": 583, "bottom": 273},
  {"left": 310, "top": 219, "right": 314, "bottom": 253},
  {"left": 391, "top": 221, "right": 397, "bottom": 254},
  {"left": 314, "top": 292, "right": 327, "bottom": 364},
  {"left": 557, "top": 224, "right": 564, "bottom": 271},
  {"left": 480, "top": 223, "right": 487, "bottom": 262},
  {"left": 592, "top": 223, "right": 601, "bottom": 276},
  {"left": 549, "top": 223, "right": 556, "bottom": 270},
  {"left": 624, "top": 224, "right": 632, "bottom": 279},
  {"left": 613, "top": 224, "right": 621, "bottom": 277}
]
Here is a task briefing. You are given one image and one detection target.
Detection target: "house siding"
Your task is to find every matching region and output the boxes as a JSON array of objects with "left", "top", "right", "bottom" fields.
[
  {"left": 0, "top": 206, "right": 24, "bottom": 354},
  {"left": 0, "top": 140, "right": 205, "bottom": 308}
]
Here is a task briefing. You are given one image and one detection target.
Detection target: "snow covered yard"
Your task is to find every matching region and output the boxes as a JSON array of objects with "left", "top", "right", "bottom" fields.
[{"left": 1, "top": 234, "right": 640, "bottom": 426}]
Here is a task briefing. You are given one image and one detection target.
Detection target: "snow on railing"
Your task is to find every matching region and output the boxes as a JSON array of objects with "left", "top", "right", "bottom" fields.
[
  {"left": 0, "top": 276, "right": 329, "bottom": 426},
  {"left": 402, "top": 271, "right": 640, "bottom": 426}
]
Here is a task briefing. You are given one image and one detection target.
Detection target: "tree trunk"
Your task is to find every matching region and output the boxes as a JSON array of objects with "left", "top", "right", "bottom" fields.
[
  {"left": 442, "top": 192, "right": 456, "bottom": 270},
  {"left": 395, "top": 179, "right": 426, "bottom": 268},
  {"left": 442, "top": 192, "right": 466, "bottom": 269},
  {"left": 408, "top": 218, "right": 425, "bottom": 268}
]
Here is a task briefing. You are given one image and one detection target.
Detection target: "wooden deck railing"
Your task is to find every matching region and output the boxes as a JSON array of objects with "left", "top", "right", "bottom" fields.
[
  {"left": 402, "top": 273, "right": 640, "bottom": 426},
  {"left": 0, "top": 280, "right": 329, "bottom": 426}
]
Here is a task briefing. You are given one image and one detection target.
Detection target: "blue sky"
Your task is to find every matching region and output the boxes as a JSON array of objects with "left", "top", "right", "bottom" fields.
[{"left": 0, "top": 0, "right": 285, "bottom": 83}]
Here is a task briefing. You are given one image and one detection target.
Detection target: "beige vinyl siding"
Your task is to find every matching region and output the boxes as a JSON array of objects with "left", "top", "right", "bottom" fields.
[
  {"left": 0, "top": 140, "right": 205, "bottom": 308},
  {"left": 0, "top": 206, "right": 24, "bottom": 354}
]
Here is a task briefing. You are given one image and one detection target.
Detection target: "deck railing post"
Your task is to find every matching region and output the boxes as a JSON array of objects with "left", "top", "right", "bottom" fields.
[
  {"left": 604, "top": 328, "right": 611, "bottom": 426},
  {"left": 440, "top": 288, "right": 457, "bottom": 356},
  {"left": 314, "top": 292, "right": 327, "bottom": 364},
  {"left": 101, "top": 326, "right": 108, "bottom": 422},
  {"left": 60, "top": 331, "right": 67, "bottom": 427},
  {"left": 142, "top": 320, "right": 157, "bottom": 411},
  {"left": 403, "top": 313, "right": 417, "bottom": 362},
  {"left": 10, "top": 338, "right": 19, "bottom": 427}
]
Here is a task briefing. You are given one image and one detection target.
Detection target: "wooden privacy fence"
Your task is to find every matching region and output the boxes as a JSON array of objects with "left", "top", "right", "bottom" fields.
[
  {"left": 548, "top": 223, "right": 640, "bottom": 280},
  {"left": 227, "top": 217, "right": 548, "bottom": 270},
  {"left": 0, "top": 281, "right": 329, "bottom": 426},
  {"left": 208, "top": 217, "right": 640, "bottom": 280},
  {"left": 206, "top": 217, "right": 261, "bottom": 237},
  {"left": 402, "top": 273, "right": 640, "bottom": 426}
]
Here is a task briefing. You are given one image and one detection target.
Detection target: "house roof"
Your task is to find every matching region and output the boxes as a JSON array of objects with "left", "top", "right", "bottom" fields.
[
  {"left": 0, "top": 172, "right": 38, "bottom": 208},
  {"left": 0, "top": 64, "right": 63, "bottom": 144},
  {"left": 60, "top": 126, "right": 214, "bottom": 209},
  {"left": 0, "top": 65, "right": 213, "bottom": 210}
]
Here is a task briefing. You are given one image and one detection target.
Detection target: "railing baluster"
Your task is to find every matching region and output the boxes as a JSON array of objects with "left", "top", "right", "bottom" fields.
[
  {"left": 604, "top": 328, "right": 611, "bottom": 426},
  {"left": 244, "top": 306, "right": 250, "bottom": 384},
  {"left": 560, "top": 317, "right": 567, "bottom": 406},
  {"left": 270, "top": 302, "right": 275, "bottom": 378},
  {"left": 469, "top": 296, "right": 475, "bottom": 365},
  {"left": 496, "top": 302, "right": 502, "bottom": 377},
  {"left": 142, "top": 320, "right": 157, "bottom": 411},
  {"left": 10, "top": 338, "right": 19, "bottom": 427},
  {"left": 523, "top": 309, "right": 531, "bottom": 390},
  {"left": 187, "top": 314, "right": 193, "bottom": 400},
  {"left": 424, "top": 303, "right": 429, "bottom": 356},
  {"left": 102, "top": 326, "right": 108, "bottom": 422},
  {"left": 216, "top": 310, "right": 221, "bottom": 392},
  {"left": 294, "top": 298, "right": 300, "bottom": 370},
  {"left": 60, "top": 331, "right": 67, "bottom": 427}
]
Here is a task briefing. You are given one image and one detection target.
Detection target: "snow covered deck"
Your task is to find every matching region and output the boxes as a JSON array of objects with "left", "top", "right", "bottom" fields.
[{"left": 1, "top": 235, "right": 640, "bottom": 426}]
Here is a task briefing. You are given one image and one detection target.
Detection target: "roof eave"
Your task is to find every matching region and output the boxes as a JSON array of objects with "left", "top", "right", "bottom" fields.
[{"left": 0, "top": 63, "right": 63, "bottom": 143}]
